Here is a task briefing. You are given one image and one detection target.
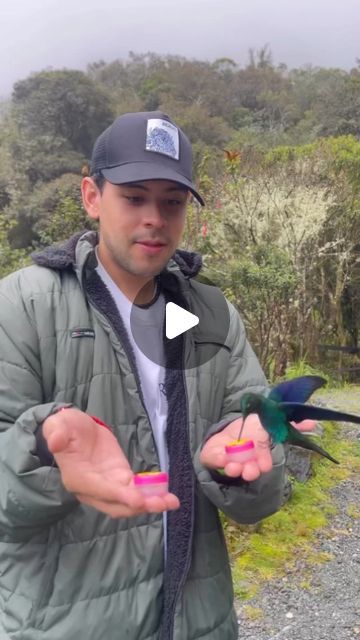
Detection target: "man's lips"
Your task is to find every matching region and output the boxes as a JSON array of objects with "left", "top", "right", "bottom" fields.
[
  {"left": 135, "top": 240, "right": 167, "bottom": 254},
  {"left": 135, "top": 240, "right": 167, "bottom": 246}
]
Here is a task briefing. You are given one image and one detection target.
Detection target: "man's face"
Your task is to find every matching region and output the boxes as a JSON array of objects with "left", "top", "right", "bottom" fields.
[{"left": 83, "top": 179, "right": 189, "bottom": 280}]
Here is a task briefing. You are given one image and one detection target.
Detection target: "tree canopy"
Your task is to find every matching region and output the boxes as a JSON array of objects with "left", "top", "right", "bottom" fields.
[{"left": 1, "top": 50, "right": 359, "bottom": 380}]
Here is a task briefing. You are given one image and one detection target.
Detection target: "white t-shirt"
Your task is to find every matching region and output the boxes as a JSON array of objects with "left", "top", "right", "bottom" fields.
[
  {"left": 95, "top": 255, "right": 169, "bottom": 474},
  {"left": 95, "top": 254, "right": 169, "bottom": 553}
]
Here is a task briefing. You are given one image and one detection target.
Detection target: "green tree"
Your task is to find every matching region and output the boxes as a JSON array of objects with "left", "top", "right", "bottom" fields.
[
  {"left": 36, "top": 194, "right": 97, "bottom": 247},
  {"left": 12, "top": 70, "right": 114, "bottom": 157},
  {"left": 0, "top": 216, "right": 29, "bottom": 278},
  {"left": 8, "top": 69, "right": 114, "bottom": 188},
  {"left": 225, "top": 245, "right": 299, "bottom": 377}
]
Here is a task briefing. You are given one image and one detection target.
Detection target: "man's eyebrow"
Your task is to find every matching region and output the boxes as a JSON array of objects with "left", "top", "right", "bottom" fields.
[
  {"left": 120, "top": 183, "right": 148, "bottom": 191},
  {"left": 120, "top": 183, "right": 189, "bottom": 193},
  {"left": 166, "top": 185, "right": 189, "bottom": 193}
]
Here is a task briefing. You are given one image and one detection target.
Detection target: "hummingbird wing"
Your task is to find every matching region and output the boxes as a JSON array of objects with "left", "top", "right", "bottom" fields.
[
  {"left": 279, "top": 402, "right": 360, "bottom": 425},
  {"left": 287, "top": 423, "right": 339, "bottom": 464},
  {"left": 269, "top": 376, "right": 326, "bottom": 403}
]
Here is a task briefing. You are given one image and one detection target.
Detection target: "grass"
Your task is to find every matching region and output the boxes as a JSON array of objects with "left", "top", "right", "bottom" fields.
[
  {"left": 283, "top": 358, "right": 358, "bottom": 389},
  {"left": 284, "top": 359, "right": 332, "bottom": 384},
  {"left": 242, "top": 605, "right": 264, "bottom": 620},
  {"left": 347, "top": 503, "right": 360, "bottom": 518},
  {"left": 224, "top": 416, "right": 360, "bottom": 600}
]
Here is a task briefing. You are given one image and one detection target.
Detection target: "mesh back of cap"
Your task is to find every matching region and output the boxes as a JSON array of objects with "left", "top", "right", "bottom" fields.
[{"left": 91, "top": 128, "right": 110, "bottom": 174}]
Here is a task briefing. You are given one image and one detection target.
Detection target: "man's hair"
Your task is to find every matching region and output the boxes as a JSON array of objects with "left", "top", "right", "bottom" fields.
[{"left": 92, "top": 172, "right": 106, "bottom": 193}]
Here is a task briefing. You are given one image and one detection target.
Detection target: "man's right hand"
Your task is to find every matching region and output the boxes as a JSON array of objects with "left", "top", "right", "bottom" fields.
[{"left": 43, "top": 408, "right": 179, "bottom": 518}]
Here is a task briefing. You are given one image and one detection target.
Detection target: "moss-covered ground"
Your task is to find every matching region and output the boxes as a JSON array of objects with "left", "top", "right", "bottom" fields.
[{"left": 223, "top": 386, "right": 360, "bottom": 600}]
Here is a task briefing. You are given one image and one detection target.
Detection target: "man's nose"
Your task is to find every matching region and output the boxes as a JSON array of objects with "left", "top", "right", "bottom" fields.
[{"left": 143, "top": 202, "right": 165, "bottom": 226}]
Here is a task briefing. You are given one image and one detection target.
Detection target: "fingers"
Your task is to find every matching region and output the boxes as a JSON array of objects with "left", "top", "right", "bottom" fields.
[
  {"left": 200, "top": 445, "right": 226, "bottom": 470},
  {"left": 291, "top": 419, "right": 317, "bottom": 432},
  {"left": 76, "top": 493, "right": 145, "bottom": 518},
  {"left": 223, "top": 447, "right": 273, "bottom": 482},
  {"left": 43, "top": 410, "right": 181, "bottom": 518},
  {"left": 62, "top": 464, "right": 180, "bottom": 517},
  {"left": 254, "top": 439, "right": 273, "bottom": 472},
  {"left": 61, "top": 467, "right": 136, "bottom": 503},
  {"left": 201, "top": 437, "right": 273, "bottom": 482},
  {"left": 223, "top": 461, "right": 257, "bottom": 480},
  {"left": 143, "top": 493, "right": 180, "bottom": 512},
  {"left": 201, "top": 413, "right": 277, "bottom": 482},
  {"left": 76, "top": 491, "right": 180, "bottom": 518}
]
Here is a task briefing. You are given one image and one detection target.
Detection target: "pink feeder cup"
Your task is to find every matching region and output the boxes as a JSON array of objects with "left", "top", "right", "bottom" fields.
[
  {"left": 225, "top": 439, "right": 257, "bottom": 464},
  {"left": 134, "top": 471, "right": 169, "bottom": 497}
]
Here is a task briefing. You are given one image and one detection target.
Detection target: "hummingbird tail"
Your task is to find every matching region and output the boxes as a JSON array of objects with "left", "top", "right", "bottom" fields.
[{"left": 287, "top": 425, "right": 339, "bottom": 464}]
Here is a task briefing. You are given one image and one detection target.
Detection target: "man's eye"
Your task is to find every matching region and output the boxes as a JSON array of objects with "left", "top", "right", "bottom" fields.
[
  {"left": 166, "top": 199, "right": 183, "bottom": 206},
  {"left": 125, "top": 196, "right": 144, "bottom": 204}
]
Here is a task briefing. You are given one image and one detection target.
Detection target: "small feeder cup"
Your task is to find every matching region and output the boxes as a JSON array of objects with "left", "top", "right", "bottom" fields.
[
  {"left": 134, "top": 471, "right": 169, "bottom": 497},
  {"left": 225, "top": 439, "right": 256, "bottom": 464}
]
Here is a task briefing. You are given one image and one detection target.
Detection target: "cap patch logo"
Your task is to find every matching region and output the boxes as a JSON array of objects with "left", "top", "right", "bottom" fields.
[{"left": 146, "top": 118, "right": 179, "bottom": 160}]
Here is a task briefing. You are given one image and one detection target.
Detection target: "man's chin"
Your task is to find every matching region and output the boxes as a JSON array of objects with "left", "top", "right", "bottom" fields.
[
  {"left": 132, "top": 253, "right": 174, "bottom": 277},
  {"left": 133, "top": 265, "right": 169, "bottom": 279}
]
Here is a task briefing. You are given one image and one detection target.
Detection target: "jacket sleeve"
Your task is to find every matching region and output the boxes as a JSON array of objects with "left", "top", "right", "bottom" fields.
[
  {"left": 0, "top": 279, "right": 78, "bottom": 538},
  {"left": 193, "top": 302, "right": 286, "bottom": 524}
]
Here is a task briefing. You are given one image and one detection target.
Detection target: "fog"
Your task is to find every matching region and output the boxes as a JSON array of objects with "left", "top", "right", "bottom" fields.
[{"left": 1, "top": 0, "right": 359, "bottom": 97}]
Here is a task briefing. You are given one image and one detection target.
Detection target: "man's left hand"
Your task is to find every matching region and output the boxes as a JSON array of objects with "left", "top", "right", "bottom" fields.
[
  {"left": 200, "top": 416, "right": 272, "bottom": 482},
  {"left": 200, "top": 416, "right": 317, "bottom": 482}
]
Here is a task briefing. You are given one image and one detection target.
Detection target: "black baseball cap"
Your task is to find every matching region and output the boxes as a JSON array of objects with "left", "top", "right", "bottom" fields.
[{"left": 90, "top": 111, "right": 204, "bottom": 206}]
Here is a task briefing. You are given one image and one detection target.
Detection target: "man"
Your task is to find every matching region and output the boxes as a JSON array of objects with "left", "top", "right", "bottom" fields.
[{"left": 0, "top": 111, "right": 287, "bottom": 639}]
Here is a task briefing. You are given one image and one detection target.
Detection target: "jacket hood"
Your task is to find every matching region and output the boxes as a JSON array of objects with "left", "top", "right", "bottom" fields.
[{"left": 31, "top": 230, "right": 203, "bottom": 279}]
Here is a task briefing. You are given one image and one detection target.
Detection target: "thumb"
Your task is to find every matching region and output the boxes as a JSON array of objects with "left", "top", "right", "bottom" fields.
[
  {"left": 43, "top": 416, "right": 72, "bottom": 454},
  {"left": 43, "top": 408, "right": 91, "bottom": 454}
]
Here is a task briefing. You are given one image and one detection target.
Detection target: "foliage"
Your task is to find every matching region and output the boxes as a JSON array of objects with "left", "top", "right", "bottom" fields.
[
  {"left": 0, "top": 52, "right": 360, "bottom": 379},
  {"left": 225, "top": 245, "right": 299, "bottom": 376},
  {"left": 7, "top": 70, "right": 114, "bottom": 188},
  {"left": 0, "top": 216, "right": 29, "bottom": 277},
  {"left": 12, "top": 70, "right": 113, "bottom": 157},
  {"left": 284, "top": 359, "right": 331, "bottom": 384},
  {"left": 224, "top": 405, "right": 360, "bottom": 600},
  {"left": 36, "top": 194, "right": 97, "bottom": 247},
  {"left": 187, "top": 137, "right": 360, "bottom": 378},
  {"left": 26, "top": 173, "right": 90, "bottom": 243}
]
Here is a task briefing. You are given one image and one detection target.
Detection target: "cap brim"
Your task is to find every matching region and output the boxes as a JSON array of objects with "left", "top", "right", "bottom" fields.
[{"left": 101, "top": 163, "right": 205, "bottom": 206}]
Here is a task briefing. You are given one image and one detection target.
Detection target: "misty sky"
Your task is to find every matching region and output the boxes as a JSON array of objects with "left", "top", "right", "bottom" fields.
[{"left": 1, "top": 0, "right": 359, "bottom": 98}]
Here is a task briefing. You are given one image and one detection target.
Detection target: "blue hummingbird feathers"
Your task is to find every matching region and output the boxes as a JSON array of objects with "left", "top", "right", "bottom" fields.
[
  {"left": 277, "top": 402, "right": 360, "bottom": 426},
  {"left": 240, "top": 375, "right": 360, "bottom": 464},
  {"left": 270, "top": 374, "right": 360, "bottom": 425},
  {"left": 268, "top": 375, "right": 326, "bottom": 404}
]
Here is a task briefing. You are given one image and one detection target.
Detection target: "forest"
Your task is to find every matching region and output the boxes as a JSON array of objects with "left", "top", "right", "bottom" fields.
[{"left": 0, "top": 47, "right": 359, "bottom": 380}]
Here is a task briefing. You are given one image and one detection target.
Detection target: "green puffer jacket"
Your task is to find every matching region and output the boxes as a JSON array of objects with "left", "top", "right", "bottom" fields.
[{"left": 0, "top": 231, "right": 285, "bottom": 640}]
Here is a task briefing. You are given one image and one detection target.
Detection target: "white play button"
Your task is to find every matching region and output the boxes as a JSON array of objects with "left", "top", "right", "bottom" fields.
[
  {"left": 165, "top": 302, "right": 199, "bottom": 339},
  {"left": 130, "top": 279, "right": 230, "bottom": 368}
]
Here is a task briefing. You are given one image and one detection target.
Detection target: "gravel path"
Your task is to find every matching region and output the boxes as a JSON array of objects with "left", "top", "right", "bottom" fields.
[{"left": 236, "top": 388, "right": 360, "bottom": 640}]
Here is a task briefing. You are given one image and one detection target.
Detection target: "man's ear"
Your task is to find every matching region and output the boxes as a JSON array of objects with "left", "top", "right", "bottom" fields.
[{"left": 81, "top": 177, "right": 101, "bottom": 220}]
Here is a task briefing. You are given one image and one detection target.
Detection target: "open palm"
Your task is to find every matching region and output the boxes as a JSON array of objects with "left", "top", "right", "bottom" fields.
[
  {"left": 200, "top": 415, "right": 273, "bottom": 482},
  {"left": 200, "top": 415, "right": 317, "bottom": 482},
  {"left": 43, "top": 408, "right": 179, "bottom": 517}
]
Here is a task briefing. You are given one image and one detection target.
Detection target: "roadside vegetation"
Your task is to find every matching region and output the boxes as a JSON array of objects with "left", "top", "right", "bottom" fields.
[{"left": 224, "top": 392, "right": 360, "bottom": 599}]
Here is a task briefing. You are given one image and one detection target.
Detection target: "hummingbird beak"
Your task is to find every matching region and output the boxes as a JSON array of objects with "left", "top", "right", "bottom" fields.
[{"left": 238, "top": 414, "right": 249, "bottom": 440}]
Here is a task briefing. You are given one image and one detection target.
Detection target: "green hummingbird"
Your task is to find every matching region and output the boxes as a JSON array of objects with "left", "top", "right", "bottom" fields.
[{"left": 239, "top": 375, "right": 360, "bottom": 464}]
